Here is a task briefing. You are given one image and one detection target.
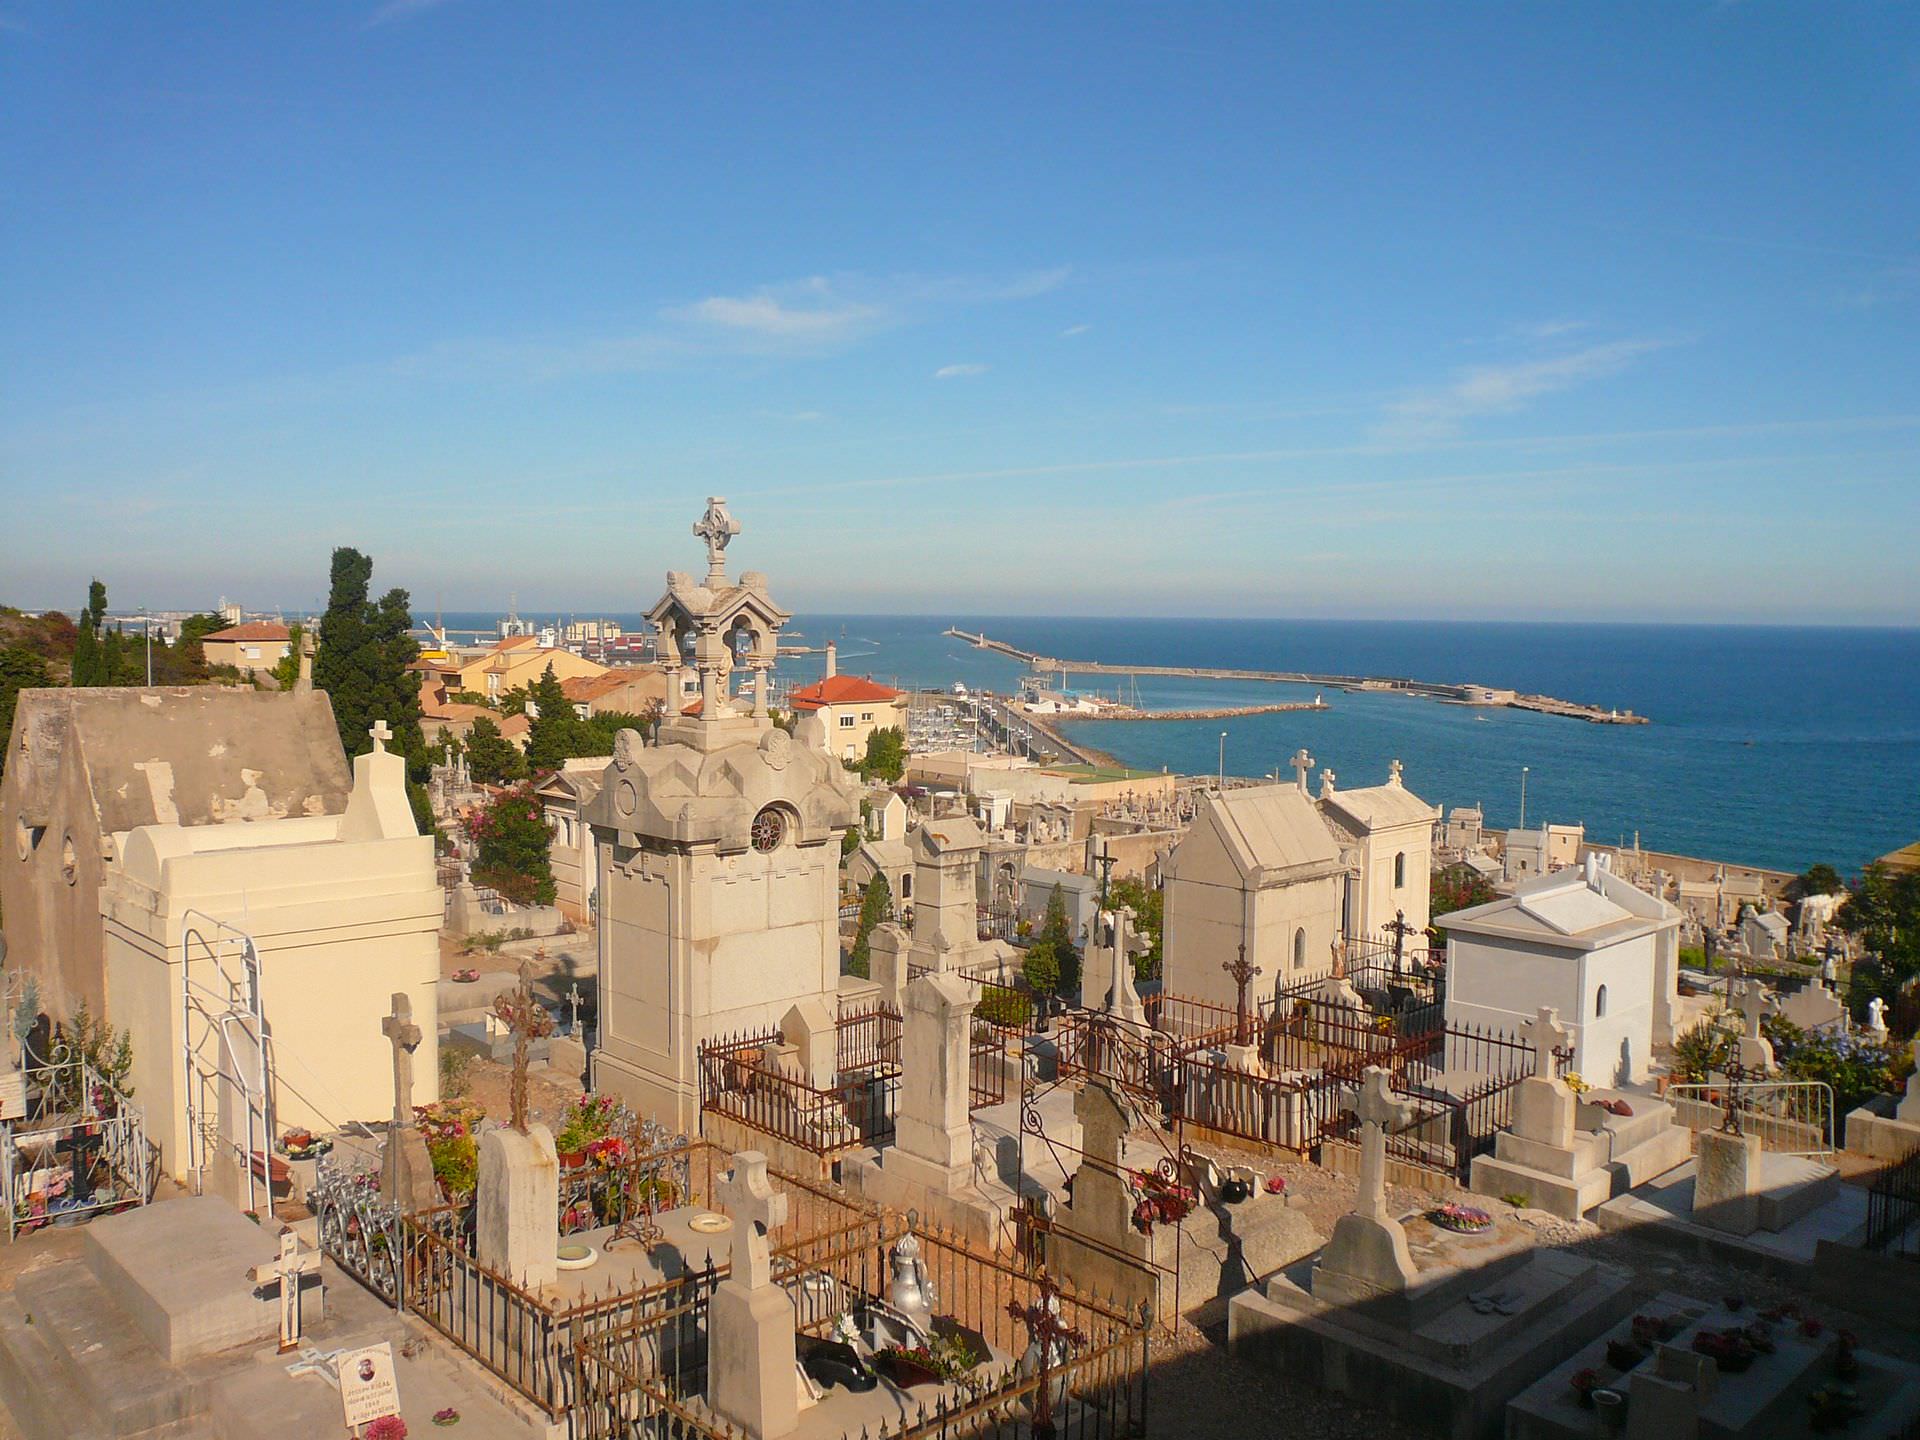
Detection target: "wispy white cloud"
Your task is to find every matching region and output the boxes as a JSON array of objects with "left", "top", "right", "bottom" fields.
[
  {"left": 1061, "top": 324, "right": 1093, "bottom": 337},
  {"left": 1375, "top": 338, "right": 1673, "bottom": 443},
  {"left": 367, "top": 0, "right": 457, "bottom": 27},
  {"left": 386, "top": 266, "right": 1067, "bottom": 380},
  {"left": 934, "top": 363, "right": 989, "bottom": 379}
]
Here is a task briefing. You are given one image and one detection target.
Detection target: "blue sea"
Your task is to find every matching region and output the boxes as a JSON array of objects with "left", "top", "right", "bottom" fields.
[{"left": 433, "top": 612, "right": 1919, "bottom": 877}]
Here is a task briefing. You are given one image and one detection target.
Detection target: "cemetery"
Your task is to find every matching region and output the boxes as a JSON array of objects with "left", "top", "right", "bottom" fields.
[{"left": 0, "top": 503, "right": 1916, "bottom": 1440}]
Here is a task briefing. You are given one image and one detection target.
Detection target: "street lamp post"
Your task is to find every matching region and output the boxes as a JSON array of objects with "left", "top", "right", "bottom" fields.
[
  {"left": 1218, "top": 730, "right": 1227, "bottom": 789},
  {"left": 1519, "top": 765, "right": 1530, "bottom": 831}
]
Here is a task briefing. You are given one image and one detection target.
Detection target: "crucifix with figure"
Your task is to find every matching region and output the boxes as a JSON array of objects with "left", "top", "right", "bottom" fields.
[
  {"left": 1223, "top": 943, "right": 1263, "bottom": 1049},
  {"left": 247, "top": 1227, "right": 321, "bottom": 1352},
  {"left": 1383, "top": 909, "right": 1418, "bottom": 978},
  {"left": 492, "top": 959, "right": 556, "bottom": 1134},
  {"left": 1008, "top": 1271, "right": 1086, "bottom": 1440}
]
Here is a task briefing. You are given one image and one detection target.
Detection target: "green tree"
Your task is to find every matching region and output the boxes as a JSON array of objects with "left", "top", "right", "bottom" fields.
[
  {"left": 581, "top": 708, "right": 656, "bottom": 755},
  {"left": 1836, "top": 862, "right": 1920, "bottom": 996},
  {"left": 1110, "top": 875, "right": 1164, "bottom": 982},
  {"left": 269, "top": 623, "right": 305, "bottom": 690},
  {"left": 857, "top": 726, "right": 907, "bottom": 784},
  {"left": 1026, "top": 884, "right": 1080, "bottom": 999},
  {"left": 70, "top": 597, "right": 102, "bottom": 686},
  {"left": 313, "top": 547, "right": 425, "bottom": 767},
  {"left": 175, "top": 613, "right": 230, "bottom": 673},
  {"left": 1792, "top": 863, "right": 1846, "bottom": 900},
  {"left": 1431, "top": 864, "right": 1499, "bottom": 942},
  {"left": 1021, "top": 941, "right": 1061, "bottom": 998},
  {"left": 525, "top": 665, "right": 587, "bottom": 772},
  {"left": 85, "top": 579, "right": 106, "bottom": 633},
  {"left": 0, "top": 647, "right": 51, "bottom": 780},
  {"left": 847, "top": 874, "right": 893, "bottom": 977},
  {"left": 467, "top": 782, "right": 556, "bottom": 906},
  {"left": 464, "top": 715, "right": 527, "bottom": 785}
]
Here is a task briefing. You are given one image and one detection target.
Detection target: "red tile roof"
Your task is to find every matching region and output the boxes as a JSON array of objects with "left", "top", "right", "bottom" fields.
[
  {"left": 205, "top": 621, "right": 291, "bottom": 643},
  {"left": 786, "top": 674, "right": 903, "bottom": 711}
]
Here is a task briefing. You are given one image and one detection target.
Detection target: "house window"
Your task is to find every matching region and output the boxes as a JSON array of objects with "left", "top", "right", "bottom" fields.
[
  {"left": 1594, "top": 984, "right": 1608, "bottom": 1018},
  {"left": 839, "top": 714, "right": 856, "bottom": 728},
  {"left": 861, "top": 712, "right": 873, "bottom": 722},
  {"left": 1394, "top": 852, "right": 1406, "bottom": 888},
  {"left": 901, "top": 873, "right": 912, "bottom": 900},
  {"left": 1293, "top": 927, "right": 1306, "bottom": 970}
]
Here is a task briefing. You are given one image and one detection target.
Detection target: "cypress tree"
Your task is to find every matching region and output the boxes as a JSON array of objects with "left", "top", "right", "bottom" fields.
[
  {"left": 71, "top": 611, "right": 100, "bottom": 686},
  {"left": 525, "top": 664, "right": 584, "bottom": 773},
  {"left": 312, "top": 546, "right": 425, "bottom": 770},
  {"left": 848, "top": 874, "right": 893, "bottom": 977}
]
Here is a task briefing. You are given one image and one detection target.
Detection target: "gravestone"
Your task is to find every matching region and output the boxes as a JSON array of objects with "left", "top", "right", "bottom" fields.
[
  {"left": 779, "top": 998, "right": 836, "bottom": 1091},
  {"left": 1693, "top": 1127, "right": 1763, "bottom": 1236},
  {"left": 889, "top": 969, "right": 979, "bottom": 1194},
  {"left": 1312, "top": 1066, "right": 1419, "bottom": 1309},
  {"left": 379, "top": 992, "right": 439, "bottom": 1213},
  {"left": 709, "top": 1151, "right": 797, "bottom": 1439},
  {"left": 1731, "top": 981, "right": 1775, "bottom": 1074},
  {"left": 475, "top": 963, "right": 559, "bottom": 1288},
  {"left": 1049, "top": 1079, "right": 1163, "bottom": 1311}
]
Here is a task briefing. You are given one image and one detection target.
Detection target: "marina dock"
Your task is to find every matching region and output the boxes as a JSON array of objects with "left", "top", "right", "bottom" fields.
[{"left": 944, "top": 627, "right": 1649, "bottom": 724}]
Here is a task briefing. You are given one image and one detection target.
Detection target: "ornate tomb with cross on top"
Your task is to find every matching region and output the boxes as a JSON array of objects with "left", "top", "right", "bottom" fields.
[{"left": 580, "top": 500, "right": 861, "bottom": 1130}]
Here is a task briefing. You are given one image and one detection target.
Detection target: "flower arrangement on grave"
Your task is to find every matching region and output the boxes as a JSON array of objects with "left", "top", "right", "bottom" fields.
[
  {"left": 1562, "top": 1072, "right": 1591, "bottom": 1095},
  {"left": 1630, "top": 1312, "right": 1688, "bottom": 1345},
  {"left": 367, "top": 1417, "right": 408, "bottom": 1440},
  {"left": 1264, "top": 1174, "right": 1286, "bottom": 1196},
  {"left": 585, "top": 1135, "right": 629, "bottom": 1168},
  {"left": 279, "top": 1128, "right": 332, "bottom": 1161},
  {"left": 1428, "top": 1201, "right": 1493, "bottom": 1234},
  {"left": 873, "top": 1344, "right": 945, "bottom": 1388},
  {"left": 1128, "top": 1169, "right": 1196, "bottom": 1234},
  {"left": 1606, "top": 1337, "right": 1649, "bottom": 1371},
  {"left": 415, "top": 1098, "right": 486, "bottom": 1199},
  {"left": 452, "top": 967, "right": 481, "bottom": 983},
  {"left": 555, "top": 1092, "right": 619, "bottom": 1164},
  {"left": 431, "top": 1408, "right": 460, "bottom": 1427},
  {"left": 1690, "top": 1327, "right": 1757, "bottom": 1373},
  {"left": 1568, "top": 1368, "right": 1602, "bottom": 1407}
]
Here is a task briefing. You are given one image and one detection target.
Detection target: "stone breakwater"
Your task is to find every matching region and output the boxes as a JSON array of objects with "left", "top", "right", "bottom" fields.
[
  {"left": 1054, "top": 699, "right": 1328, "bottom": 723},
  {"left": 946, "top": 628, "right": 1650, "bottom": 724}
]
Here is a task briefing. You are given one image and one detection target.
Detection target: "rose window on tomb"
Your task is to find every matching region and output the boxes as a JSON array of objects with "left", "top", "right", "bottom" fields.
[{"left": 750, "top": 806, "right": 786, "bottom": 854}]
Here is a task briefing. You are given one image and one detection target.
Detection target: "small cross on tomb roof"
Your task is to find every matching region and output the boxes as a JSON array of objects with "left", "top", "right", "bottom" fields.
[
  {"left": 369, "top": 719, "right": 393, "bottom": 753},
  {"left": 1290, "top": 747, "right": 1314, "bottom": 791}
]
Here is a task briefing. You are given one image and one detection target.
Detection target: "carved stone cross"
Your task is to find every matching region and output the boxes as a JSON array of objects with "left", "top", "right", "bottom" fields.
[
  {"left": 247, "top": 1228, "right": 321, "bottom": 1352},
  {"left": 1290, "top": 748, "right": 1314, "bottom": 793},
  {"left": 1388, "top": 758, "right": 1404, "bottom": 786},
  {"left": 1522, "top": 1006, "right": 1569, "bottom": 1080},
  {"left": 693, "top": 495, "right": 742, "bottom": 584},
  {"left": 369, "top": 718, "right": 393, "bottom": 752},
  {"left": 715, "top": 1150, "right": 788, "bottom": 1290},
  {"left": 1734, "top": 980, "right": 1767, "bottom": 1041},
  {"left": 382, "top": 992, "right": 422, "bottom": 1129},
  {"left": 1353, "top": 1066, "right": 1415, "bottom": 1221}
]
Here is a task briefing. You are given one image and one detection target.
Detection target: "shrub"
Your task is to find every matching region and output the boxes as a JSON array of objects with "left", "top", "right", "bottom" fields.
[{"left": 975, "top": 987, "right": 1033, "bottom": 1030}]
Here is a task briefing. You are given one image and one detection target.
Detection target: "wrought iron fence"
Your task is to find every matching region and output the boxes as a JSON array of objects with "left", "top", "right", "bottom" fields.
[
  {"left": 698, "top": 1028, "right": 896, "bottom": 1158},
  {"left": 560, "top": 1132, "right": 696, "bottom": 1237},
  {"left": 1, "top": 1057, "right": 155, "bottom": 1241},
  {"left": 312, "top": 1163, "right": 413, "bottom": 1305},
  {"left": 1665, "top": 1080, "right": 1837, "bottom": 1156},
  {"left": 1865, "top": 1145, "right": 1920, "bottom": 1258},
  {"left": 572, "top": 1212, "right": 1151, "bottom": 1440}
]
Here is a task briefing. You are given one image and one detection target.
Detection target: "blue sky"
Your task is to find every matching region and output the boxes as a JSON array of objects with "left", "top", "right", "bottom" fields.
[{"left": 2, "top": 3, "right": 1916, "bottom": 623}]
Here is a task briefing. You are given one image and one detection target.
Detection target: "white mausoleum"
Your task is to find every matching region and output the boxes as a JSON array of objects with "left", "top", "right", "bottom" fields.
[{"left": 1440, "top": 855, "right": 1681, "bottom": 1086}]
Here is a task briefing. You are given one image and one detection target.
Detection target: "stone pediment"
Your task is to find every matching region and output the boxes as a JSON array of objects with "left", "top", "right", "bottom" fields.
[{"left": 582, "top": 727, "right": 858, "bottom": 851}]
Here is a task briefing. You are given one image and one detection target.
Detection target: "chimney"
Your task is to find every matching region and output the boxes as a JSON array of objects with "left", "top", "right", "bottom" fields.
[{"left": 824, "top": 642, "right": 837, "bottom": 680}]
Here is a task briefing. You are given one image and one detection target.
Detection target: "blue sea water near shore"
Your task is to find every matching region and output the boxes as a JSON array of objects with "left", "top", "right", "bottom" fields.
[{"left": 432, "top": 612, "right": 1918, "bottom": 877}]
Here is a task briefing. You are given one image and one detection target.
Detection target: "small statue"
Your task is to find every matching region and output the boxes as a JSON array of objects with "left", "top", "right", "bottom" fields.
[{"left": 1867, "top": 996, "right": 1889, "bottom": 1038}]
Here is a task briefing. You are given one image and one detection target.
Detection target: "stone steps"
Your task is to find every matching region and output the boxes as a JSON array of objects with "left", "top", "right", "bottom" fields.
[{"left": 0, "top": 1272, "right": 214, "bottom": 1440}]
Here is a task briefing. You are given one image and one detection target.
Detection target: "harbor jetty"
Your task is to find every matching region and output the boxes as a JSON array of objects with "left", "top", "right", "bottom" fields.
[
  {"left": 945, "top": 627, "right": 1650, "bottom": 724},
  {"left": 1044, "top": 698, "right": 1327, "bottom": 723}
]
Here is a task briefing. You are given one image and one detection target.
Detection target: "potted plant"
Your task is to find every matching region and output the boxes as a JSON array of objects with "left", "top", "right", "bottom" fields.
[
  {"left": 1569, "top": 1368, "right": 1602, "bottom": 1408},
  {"left": 874, "top": 1344, "right": 943, "bottom": 1389}
]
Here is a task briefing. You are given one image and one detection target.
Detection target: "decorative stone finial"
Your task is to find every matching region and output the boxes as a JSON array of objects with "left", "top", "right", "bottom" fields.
[{"left": 693, "top": 496, "right": 742, "bottom": 585}]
